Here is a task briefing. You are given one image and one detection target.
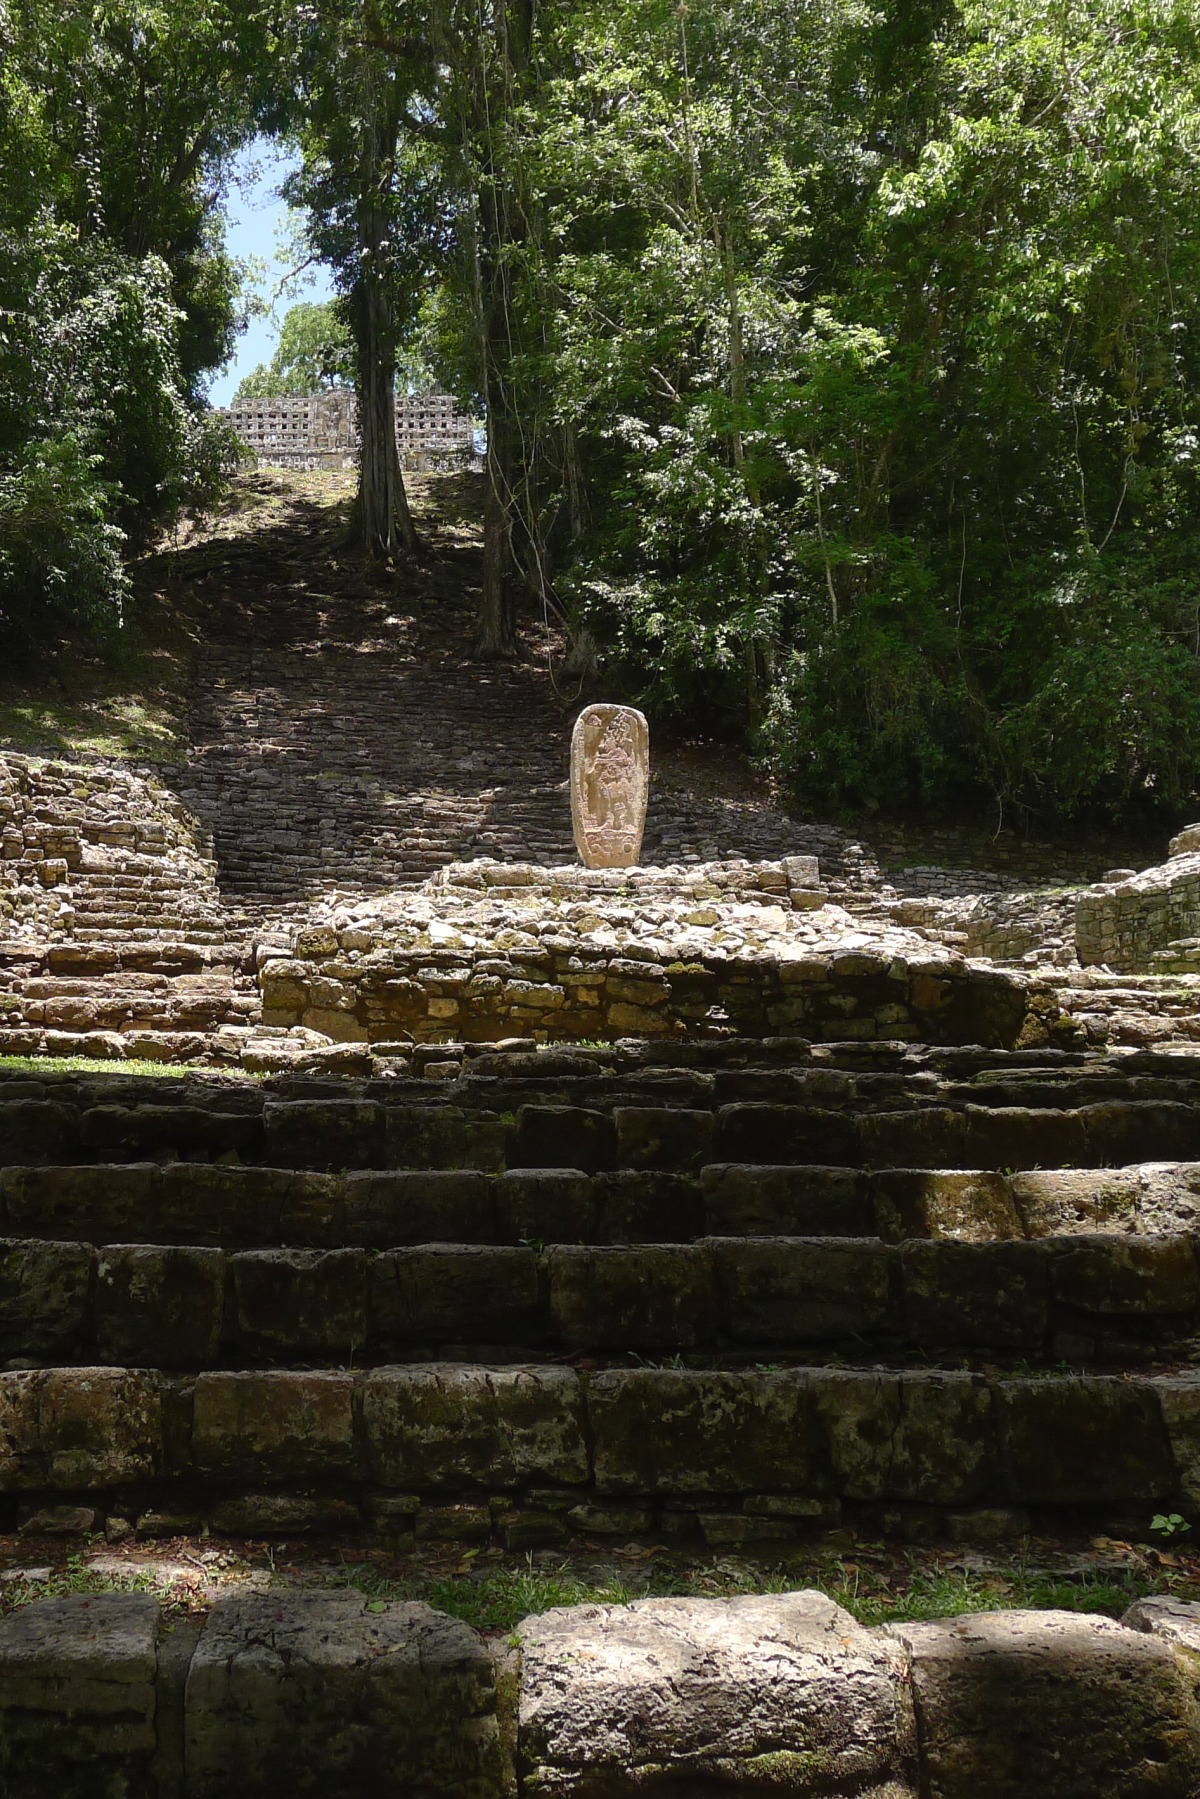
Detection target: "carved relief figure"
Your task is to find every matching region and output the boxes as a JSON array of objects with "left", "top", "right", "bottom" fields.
[{"left": 570, "top": 704, "right": 649, "bottom": 868}]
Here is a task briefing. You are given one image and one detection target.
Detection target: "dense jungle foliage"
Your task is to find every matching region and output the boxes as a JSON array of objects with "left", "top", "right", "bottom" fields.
[{"left": 4, "top": 0, "right": 1200, "bottom": 830}]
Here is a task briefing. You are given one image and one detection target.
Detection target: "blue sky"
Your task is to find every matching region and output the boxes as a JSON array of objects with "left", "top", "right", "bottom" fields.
[{"left": 207, "top": 139, "right": 335, "bottom": 407}]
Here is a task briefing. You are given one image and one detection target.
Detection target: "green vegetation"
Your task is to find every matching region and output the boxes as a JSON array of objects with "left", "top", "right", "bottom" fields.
[
  {"left": 6, "top": 0, "right": 1200, "bottom": 828},
  {"left": 235, "top": 301, "right": 354, "bottom": 398},
  {"left": 2, "top": 1542, "right": 1193, "bottom": 1635}
]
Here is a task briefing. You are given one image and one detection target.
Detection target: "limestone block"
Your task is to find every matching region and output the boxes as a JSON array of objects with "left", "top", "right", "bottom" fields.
[
  {"left": 0, "top": 1236, "right": 94, "bottom": 1357},
  {"left": 714, "top": 1103, "right": 859, "bottom": 1166},
  {"left": 0, "top": 1368, "right": 163, "bottom": 1491},
  {"left": 0, "top": 1099, "right": 81, "bottom": 1164},
  {"left": 997, "top": 1376, "right": 1176, "bottom": 1503},
  {"left": 701, "top": 1163, "right": 874, "bottom": 1237},
  {"left": 964, "top": 1105, "right": 1086, "bottom": 1170},
  {"left": 1081, "top": 1100, "right": 1200, "bottom": 1165},
  {"left": 494, "top": 1168, "right": 597, "bottom": 1242},
  {"left": 79, "top": 1105, "right": 261, "bottom": 1161},
  {"left": 192, "top": 1370, "right": 356, "bottom": 1480},
  {"left": 386, "top": 1105, "right": 509, "bottom": 1172},
  {"left": 263, "top": 1099, "right": 384, "bottom": 1171},
  {"left": 364, "top": 1364, "right": 587, "bottom": 1489},
  {"left": 900, "top": 1240, "right": 1049, "bottom": 1348},
  {"left": 513, "top": 1106, "right": 616, "bottom": 1173},
  {"left": 859, "top": 1107, "right": 967, "bottom": 1169},
  {"left": 95, "top": 1244, "right": 224, "bottom": 1366},
  {"left": 713, "top": 1236, "right": 897, "bottom": 1342},
  {"left": 1010, "top": 1167, "right": 1142, "bottom": 1236},
  {"left": 231, "top": 1248, "right": 365, "bottom": 1353},
  {"left": 185, "top": 1590, "right": 512, "bottom": 1799},
  {"left": 816, "top": 1369, "right": 996, "bottom": 1504},
  {"left": 1150, "top": 1375, "right": 1200, "bottom": 1508},
  {"left": 345, "top": 1169, "right": 495, "bottom": 1245},
  {"left": 871, "top": 1169, "right": 1023, "bottom": 1242},
  {"left": 1125, "top": 1595, "right": 1200, "bottom": 1651},
  {"left": 570, "top": 703, "right": 649, "bottom": 869},
  {"left": 1169, "top": 824, "right": 1200, "bottom": 857},
  {"left": 592, "top": 1170, "right": 704, "bottom": 1242},
  {"left": 612, "top": 1105, "right": 712, "bottom": 1172},
  {"left": 888, "top": 1609, "right": 1200, "bottom": 1798},
  {"left": 371, "top": 1245, "right": 542, "bottom": 1344},
  {"left": 1048, "top": 1233, "right": 1200, "bottom": 1316},
  {"left": 547, "top": 1244, "right": 719, "bottom": 1350},
  {"left": 0, "top": 1593, "right": 160, "bottom": 1798},
  {"left": 518, "top": 1590, "right": 917, "bottom": 1796},
  {"left": 588, "top": 1368, "right": 827, "bottom": 1497}
]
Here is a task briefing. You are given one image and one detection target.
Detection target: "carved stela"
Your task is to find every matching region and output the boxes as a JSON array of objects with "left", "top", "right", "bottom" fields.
[{"left": 570, "top": 704, "right": 650, "bottom": 868}]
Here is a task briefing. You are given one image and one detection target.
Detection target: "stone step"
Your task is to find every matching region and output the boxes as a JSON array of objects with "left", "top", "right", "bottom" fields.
[
  {"left": 2, "top": 1072, "right": 1200, "bottom": 1172},
  {"left": 5, "top": 1159, "right": 1200, "bottom": 1249},
  {"left": 2, "top": 1586, "right": 1197, "bottom": 1799},
  {"left": 1, "top": 1361, "right": 1197, "bottom": 1541},
  {"left": 3, "top": 1231, "right": 1197, "bottom": 1369}
]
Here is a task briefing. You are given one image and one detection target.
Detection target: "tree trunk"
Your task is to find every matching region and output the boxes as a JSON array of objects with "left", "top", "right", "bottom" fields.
[
  {"left": 353, "top": 67, "right": 417, "bottom": 564},
  {"left": 472, "top": 0, "right": 532, "bottom": 657}
]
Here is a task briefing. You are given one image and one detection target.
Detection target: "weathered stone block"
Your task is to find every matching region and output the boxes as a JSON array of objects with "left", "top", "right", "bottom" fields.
[
  {"left": 518, "top": 1591, "right": 917, "bottom": 1796},
  {"left": 0, "top": 1237, "right": 93, "bottom": 1358},
  {"left": 192, "top": 1370, "right": 356, "bottom": 1480},
  {"left": 712, "top": 1236, "right": 897, "bottom": 1342},
  {"left": 964, "top": 1105, "right": 1086, "bottom": 1170},
  {"left": 1082, "top": 1101, "right": 1200, "bottom": 1165},
  {"left": 593, "top": 1170, "right": 704, "bottom": 1242},
  {"left": 371, "top": 1246, "right": 542, "bottom": 1344},
  {"left": 513, "top": 1107, "right": 616, "bottom": 1173},
  {"left": 493, "top": 1168, "right": 596, "bottom": 1242},
  {"left": 1010, "top": 1167, "right": 1142, "bottom": 1237},
  {"left": 364, "top": 1364, "right": 587, "bottom": 1489},
  {"left": 209, "top": 1494, "right": 360, "bottom": 1535},
  {"left": 231, "top": 1248, "right": 366, "bottom": 1353},
  {"left": 889, "top": 1609, "right": 1200, "bottom": 1798},
  {"left": 263, "top": 1099, "right": 383, "bottom": 1170},
  {"left": 547, "top": 1245, "right": 718, "bottom": 1350},
  {"left": 0, "top": 1593, "right": 159, "bottom": 1798},
  {"left": 901, "top": 1240, "right": 1049, "bottom": 1348},
  {"left": 344, "top": 1169, "right": 494, "bottom": 1245},
  {"left": 860, "top": 1107, "right": 967, "bottom": 1169},
  {"left": 612, "top": 1106, "right": 712, "bottom": 1172},
  {"left": 816, "top": 1369, "right": 996, "bottom": 1504},
  {"left": 0, "top": 1100, "right": 80, "bottom": 1165},
  {"left": 998, "top": 1376, "right": 1176, "bottom": 1503},
  {"left": 1, "top": 1163, "right": 160, "bottom": 1243},
  {"left": 1151, "top": 1375, "right": 1200, "bottom": 1508},
  {"left": 871, "top": 1170, "right": 1023, "bottom": 1242},
  {"left": 386, "top": 1105, "right": 508, "bottom": 1172},
  {"left": 95, "top": 1244, "right": 224, "bottom": 1367},
  {"left": 701, "top": 1163, "right": 873, "bottom": 1237},
  {"left": 0, "top": 1367, "right": 164, "bottom": 1492},
  {"left": 589, "top": 1368, "right": 827, "bottom": 1497},
  {"left": 1049, "top": 1234, "right": 1200, "bottom": 1316},
  {"left": 80, "top": 1105, "right": 261, "bottom": 1162},
  {"left": 714, "top": 1104, "right": 859, "bottom": 1166},
  {"left": 184, "top": 1591, "right": 511, "bottom": 1799}
]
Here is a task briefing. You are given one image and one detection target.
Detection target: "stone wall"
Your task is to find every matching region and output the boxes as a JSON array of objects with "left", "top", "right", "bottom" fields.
[
  {"left": 3, "top": 1362, "right": 1200, "bottom": 1541},
  {"left": 262, "top": 859, "right": 1028, "bottom": 1047},
  {"left": 224, "top": 390, "right": 476, "bottom": 472},
  {"left": 0, "top": 755, "right": 225, "bottom": 944},
  {"left": 1076, "top": 853, "right": 1200, "bottom": 972},
  {"left": 4, "top": 1588, "right": 1198, "bottom": 1799}
]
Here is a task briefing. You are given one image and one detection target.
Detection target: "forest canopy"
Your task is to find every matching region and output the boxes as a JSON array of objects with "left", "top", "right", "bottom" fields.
[{"left": 4, "top": 0, "right": 1200, "bottom": 829}]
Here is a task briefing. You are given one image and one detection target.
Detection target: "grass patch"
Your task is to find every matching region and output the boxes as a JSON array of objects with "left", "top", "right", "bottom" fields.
[
  {"left": 328, "top": 1547, "right": 1182, "bottom": 1635},
  {"left": 0, "top": 1054, "right": 257, "bottom": 1080}
]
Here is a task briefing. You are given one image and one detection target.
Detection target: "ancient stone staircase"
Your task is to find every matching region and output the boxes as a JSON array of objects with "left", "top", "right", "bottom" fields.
[{"left": 3, "top": 1038, "right": 1200, "bottom": 1548}]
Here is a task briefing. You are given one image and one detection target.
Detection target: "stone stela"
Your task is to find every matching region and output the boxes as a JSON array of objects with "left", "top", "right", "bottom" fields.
[{"left": 570, "top": 704, "right": 649, "bottom": 868}]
